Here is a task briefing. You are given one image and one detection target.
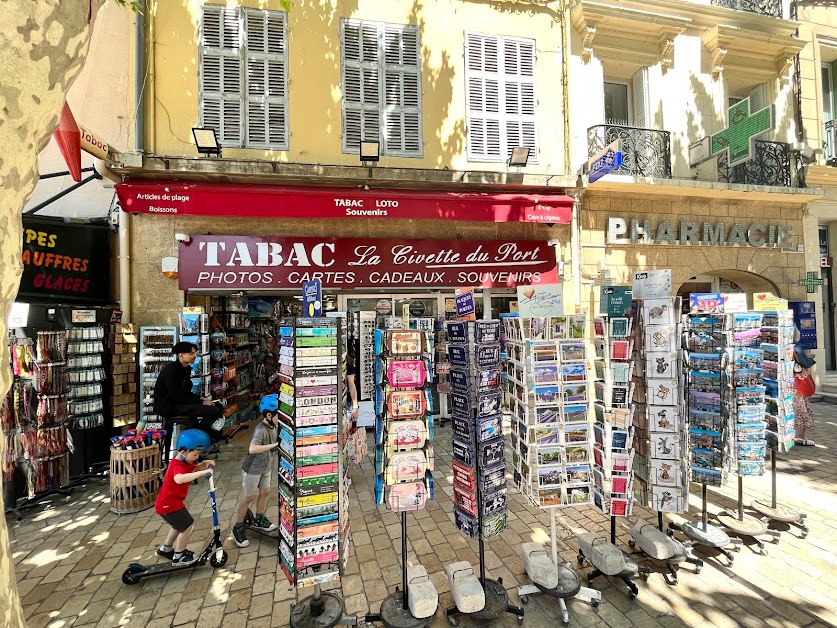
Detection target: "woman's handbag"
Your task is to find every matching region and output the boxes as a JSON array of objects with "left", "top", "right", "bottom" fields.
[{"left": 794, "top": 366, "right": 816, "bottom": 398}]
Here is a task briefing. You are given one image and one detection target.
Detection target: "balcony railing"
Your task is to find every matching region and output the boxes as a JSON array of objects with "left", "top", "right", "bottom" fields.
[
  {"left": 717, "top": 140, "right": 794, "bottom": 187},
  {"left": 710, "top": 0, "right": 783, "bottom": 18},
  {"left": 587, "top": 124, "right": 672, "bottom": 179},
  {"left": 825, "top": 120, "right": 837, "bottom": 166}
]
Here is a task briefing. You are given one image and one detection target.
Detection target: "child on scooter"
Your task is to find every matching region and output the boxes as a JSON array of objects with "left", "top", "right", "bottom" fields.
[
  {"left": 232, "top": 394, "right": 280, "bottom": 547},
  {"left": 155, "top": 429, "right": 215, "bottom": 564}
]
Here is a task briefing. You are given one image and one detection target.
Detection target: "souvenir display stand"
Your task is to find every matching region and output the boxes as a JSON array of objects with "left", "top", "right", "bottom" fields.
[
  {"left": 504, "top": 316, "right": 603, "bottom": 614},
  {"left": 278, "top": 318, "right": 353, "bottom": 627},
  {"left": 714, "top": 312, "right": 780, "bottom": 554},
  {"left": 66, "top": 324, "right": 107, "bottom": 476},
  {"left": 445, "top": 320, "right": 523, "bottom": 627},
  {"left": 139, "top": 326, "right": 178, "bottom": 430},
  {"left": 668, "top": 312, "right": 739, "bottom": 566},
  {"left": 750, "top": 311, "right": 808, "bottom": 537},
  {"left": 366, "top": 328, "right": 438, "bottom": 628}
]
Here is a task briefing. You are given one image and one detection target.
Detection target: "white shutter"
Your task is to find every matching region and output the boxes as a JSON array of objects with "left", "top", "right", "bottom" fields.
[
  {"left": 383, "top": 24, "right": 423, "bottom": 157},
  {"left": 631, "top": 67, "right": 649, "bottom": 128},
  {"left": 341, "top": 20, "right": 381, "bottom": 153},
  {"left": 502, "top": 37, "right": 537, "bottom": 162},
  {"left": 748, "top": 83, "right": 768, "bottom": 113},
  {"left": 244, "top": 9, "right": 288, "bottom": 149},
  {"left": 200, "top": 5, "right": 242, "bottom": 146},
  {"left": 465, "top": 33, "right": 502, "bottom": 161}
]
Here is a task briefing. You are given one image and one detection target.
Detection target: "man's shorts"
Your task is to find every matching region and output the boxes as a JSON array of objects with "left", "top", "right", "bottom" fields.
[
  {"left": 242, "top": 470, "right": 271, "bottom": 495},
  {"left": 161, "top": 507, "right": 194, "bottom": 532}
]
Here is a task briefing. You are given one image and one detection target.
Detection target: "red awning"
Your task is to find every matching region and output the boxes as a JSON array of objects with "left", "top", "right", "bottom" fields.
[{"left": 116, "top": 179, "right": 574, "bottom": 224}]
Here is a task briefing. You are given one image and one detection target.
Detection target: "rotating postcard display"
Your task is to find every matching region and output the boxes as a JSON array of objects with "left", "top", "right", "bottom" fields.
[
  {"left": 634, "top": 298, "right": 688, "bottom": 514},
  {"left": 448, "top": 320, "right": 507, "bottom": 541},
  {"left": 592, "top": 315, "right": 635, "bottom": 517},
  {"left": 276, "top": 318, "right": 348, "bottom": 589},
  {"left": 761, "top": 311, "right": 796, "bottom": 452},
  {"left": 504, "top": 315, "right": 594, "bottom": 509},
  {"left": 730, "top": 312, "right": 768, "bottom": 478}
]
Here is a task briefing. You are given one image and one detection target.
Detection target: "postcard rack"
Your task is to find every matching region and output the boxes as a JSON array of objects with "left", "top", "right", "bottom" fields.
[
  {"left": 277, "top": 318, "right": 349, "bottom": 593},
  {"left": 366, "top": 328, "right": 437, "bottom": 627},
  {"left": 138, "top": 326, "right": 178, "bottom": 429},
  {"left": 446, "top": 320, "right": 521, "bottom": 625},
  {"left": 591, "top": 314, "right": 636, "bottom": 518}
]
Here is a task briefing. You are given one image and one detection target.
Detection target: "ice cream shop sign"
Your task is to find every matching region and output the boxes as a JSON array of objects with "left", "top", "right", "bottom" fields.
[
  {"left": 608, "top": 217, "right": 795, "bottom": 249},
  {"left": 178, "top": 236, "right": 557, "bottom": 290}
]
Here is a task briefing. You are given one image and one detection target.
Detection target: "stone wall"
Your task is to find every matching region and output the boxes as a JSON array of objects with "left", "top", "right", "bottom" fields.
[{"left": 129, "top": 215, "right": 571, "bottom": 327}]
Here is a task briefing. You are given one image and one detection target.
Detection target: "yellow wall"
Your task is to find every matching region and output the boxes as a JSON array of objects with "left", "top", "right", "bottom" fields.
[{"left": 148, "top": 0, "right": 564, "bottom": 173}]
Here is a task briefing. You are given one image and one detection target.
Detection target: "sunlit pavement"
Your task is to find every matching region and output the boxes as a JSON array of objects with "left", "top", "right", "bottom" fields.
[{"left": 9, "top": 402, "right": 837, "bottom": 628}]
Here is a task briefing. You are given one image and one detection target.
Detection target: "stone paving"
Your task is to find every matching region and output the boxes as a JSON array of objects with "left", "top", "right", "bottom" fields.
[{"left": 9, "top": 401, "right": 837, "bottom": 628}]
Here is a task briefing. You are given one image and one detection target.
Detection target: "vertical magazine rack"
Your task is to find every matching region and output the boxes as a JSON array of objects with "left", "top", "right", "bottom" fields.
[
  {"left": 751, "top": 310, "right": 808, "bottom": 537},
  {"left": 446, "top": 320, "right": 522, "bottom": 626},
  {"left": 277, "top": 318, "right": 355, "bottom": 628},
  {"left": 366, "top": 328, "right": 438, "bottom": 628}
]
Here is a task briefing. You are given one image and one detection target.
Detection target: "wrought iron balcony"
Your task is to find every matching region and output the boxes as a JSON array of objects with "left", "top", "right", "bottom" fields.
[
  {"left": 587, "top": 124, "right": 672, "bottom": 179},
  {"left": 825, "top": 120, "right": 837, "bottom": 166},
  {"left": 716, "top": 140, "right": 794, "bottom": 187},
  {"left": 710, "top": 0, "right": 783, "bottom": 18}
]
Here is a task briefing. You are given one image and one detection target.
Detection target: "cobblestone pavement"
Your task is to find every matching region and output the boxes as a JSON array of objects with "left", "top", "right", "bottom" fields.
[{"left": 9, "top": 401, "right": 837, "bottom": 628}]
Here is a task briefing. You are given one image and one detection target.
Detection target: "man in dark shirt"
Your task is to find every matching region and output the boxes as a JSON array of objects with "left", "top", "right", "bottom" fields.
[{"left": 154, "top": 342, "right": 223, "bottom": 442}]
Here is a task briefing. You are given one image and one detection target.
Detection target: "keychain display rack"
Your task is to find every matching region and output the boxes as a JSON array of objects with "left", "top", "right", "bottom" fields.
[
  {"left": 277, "top": 317, "right": 348, "bottom": 591},
  {"left": 67, "top": 326, "right": 105, "bottom": 432},
  {"left": 32, "top": 330, "right": 71, "bottom": 494},
  {"left": 367, "top": 327, "right": 436, "bottom": 628},
  {"left": 750, "top": 310, "right": 808, "bottom": 537},
  {"left": 446, "top": 319, "right": 521, "bottom": 625},
  {"left": 633, "top": 298, "right": 688, "bottom": 515},
  {"left": 139, "top": 326, "right": 178, "bottom": 429},
  {"left": 504, "top": 315, "right": 594, "bottom": 510},
  {"left": 592, "top": 314, "right": 636, "bottom": 518}
]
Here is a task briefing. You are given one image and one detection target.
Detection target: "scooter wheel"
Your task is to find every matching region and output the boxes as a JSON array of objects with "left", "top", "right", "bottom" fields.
[
  {"left": 628, "top": 540, "right": 636, "bottom": 548},
  {"left": 520, "top": 595, "right": 529, "bottom": 604},
  {"left": 592, "top": 599, "right": 600, "bottom": 608},
  {"left": 122, "top": 563, "right": 144, "bottom": 585},
  {"left": 210, "top": 550, "right": 228, "bottom": 568}
]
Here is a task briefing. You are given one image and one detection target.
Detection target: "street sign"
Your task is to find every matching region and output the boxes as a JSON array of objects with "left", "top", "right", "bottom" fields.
[{"left": 587, "top": 140, "right": 623, "bottom": 183}]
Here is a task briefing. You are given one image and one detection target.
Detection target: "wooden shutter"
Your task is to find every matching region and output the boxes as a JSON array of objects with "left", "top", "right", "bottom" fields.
[
  {"left": 383, "top": 24, "right": 422, "bottom": 157},
  {"left": 341, "top": 20, "right": 381, "bottom": 153},
  {"left": 200, "top": 4, "right": 242, "bottom": 146},
  {"left": 244, "top": 9, "right": 288, "bottom": 149},
  {"left": 748, "top": 83, "right": 768, "bottom": 113},
  {"left": 502, "top": 37, "right": 537, "bottom": 162},
  {"left": 632, "top": 67, "right": 649, "bottom": 128},
  {"left": 465, "top": 33, "right": 502, "bottom": 161}
]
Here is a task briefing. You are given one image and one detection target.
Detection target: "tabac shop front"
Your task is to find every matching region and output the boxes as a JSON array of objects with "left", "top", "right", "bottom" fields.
[{"left": 115, "top": 180, "right": 575, "bottom": 325}]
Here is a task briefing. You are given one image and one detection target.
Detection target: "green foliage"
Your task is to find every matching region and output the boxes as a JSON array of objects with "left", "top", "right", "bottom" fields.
[
  {"left": 112, "top": 0, "right": 143, "bottom": 13},
  {"left": 280, "top": 0, "right": 291, "bottom": 11}
]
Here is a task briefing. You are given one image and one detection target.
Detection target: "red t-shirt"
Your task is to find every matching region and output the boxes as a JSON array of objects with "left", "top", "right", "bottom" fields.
[{"left": 155, "top": 458, "right": 196, "bottom": 515}]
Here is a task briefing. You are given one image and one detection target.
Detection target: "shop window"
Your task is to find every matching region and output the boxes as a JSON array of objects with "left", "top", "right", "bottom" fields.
[
  {"left": 199, "top": 5, "right": 289, "bottom": 150},
  {"left": 465, "top": 33, "right": 538, "bottom": 163},
  {"left": 340, "top": 19, "right": 423, "bottom": 158}
]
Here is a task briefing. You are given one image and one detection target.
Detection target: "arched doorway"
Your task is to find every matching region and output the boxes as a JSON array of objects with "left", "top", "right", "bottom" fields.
[{"left": 676, "top": 270, "right": 780, "bottom": 313}]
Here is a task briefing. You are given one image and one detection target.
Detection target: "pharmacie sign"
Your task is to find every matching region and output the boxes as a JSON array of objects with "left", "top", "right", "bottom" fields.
[
  {"left": 607, "top": 217, "right": 794, "bottom": 249},
  {"left": 19, "top": 217, "right": 110, "bottom": 302},
  {"left": 178, "top": 236, "right": 557, "bottom": 290}
]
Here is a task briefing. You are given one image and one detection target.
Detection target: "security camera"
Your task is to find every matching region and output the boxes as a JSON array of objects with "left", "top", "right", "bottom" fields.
[{"left": 175, "top": 233, "right": 192, "bottom": 244}]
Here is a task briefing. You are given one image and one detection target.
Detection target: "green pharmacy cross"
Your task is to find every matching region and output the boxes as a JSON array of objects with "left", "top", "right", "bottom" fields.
[
  {"left": 798, "top": 272, "right": 824, "bottom": 294},
  {"left": 709, "top": 97, "right": 774, "bottom": 167}
]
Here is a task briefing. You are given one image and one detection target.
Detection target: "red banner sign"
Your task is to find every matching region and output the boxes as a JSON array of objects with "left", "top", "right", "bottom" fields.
[
  {"left": 116, "top": 180, "right": 573, "bottom": 224},
  {"left": 178, "top": 236, "right": 557, "bottom": 290}
]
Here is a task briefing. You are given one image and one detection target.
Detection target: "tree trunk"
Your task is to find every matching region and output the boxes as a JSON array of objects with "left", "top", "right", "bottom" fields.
[{"left": 0, "top": 2, "right": 104, "bottom": 626}]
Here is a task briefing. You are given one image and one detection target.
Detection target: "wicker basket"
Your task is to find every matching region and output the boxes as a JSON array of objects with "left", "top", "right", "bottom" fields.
[{"left": 109, "top": 444, "right": 162, "bottom": 514}]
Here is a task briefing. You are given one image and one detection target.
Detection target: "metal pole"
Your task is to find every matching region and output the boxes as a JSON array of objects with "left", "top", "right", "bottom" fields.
[
  {"left": 701, "top": 483, "right": 708, "bottom": 530},
  {"left": 771, "top": 450, "right": 778, "bottom": 510},
  {"left": 39, "top": 166, "right": 94, "bottom": 180},
  {"left": 610, "top": 516, "right": 616, "bottom": 545},
  {"left": 401, "top": 511, "right": 408, "bottom": 610},
  {"left": 737, "top": 476, "right": 744, "bottom": 521},
  {"left": 550, "top": 510, "right": 558, "bottom": 566},
  {"left": 25, "top": 172, "right": 101, "bottom": 214}
]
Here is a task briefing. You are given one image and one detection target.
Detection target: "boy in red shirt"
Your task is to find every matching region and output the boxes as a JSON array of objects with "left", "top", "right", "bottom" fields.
[{"left": 155, "top": 429, "right": 216, "bottom": 564}]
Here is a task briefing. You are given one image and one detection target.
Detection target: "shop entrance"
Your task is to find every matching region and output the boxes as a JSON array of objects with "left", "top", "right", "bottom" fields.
[{"left": 676, "top": 271, "right": 779, "bottom": 313}]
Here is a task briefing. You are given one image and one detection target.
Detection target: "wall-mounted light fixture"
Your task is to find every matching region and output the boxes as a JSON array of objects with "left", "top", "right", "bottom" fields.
[
  {"left": 508, "top": 146, "right": 531, "bottom": 168},
  {"left": 162, "top": 257, "right": 179, "bottom": 279},
  {"left": 192, "top": 127, "right": 222, "bottom": 157},
  {"left": 360, "top": 140, "right": 380, "bottom": 163}
]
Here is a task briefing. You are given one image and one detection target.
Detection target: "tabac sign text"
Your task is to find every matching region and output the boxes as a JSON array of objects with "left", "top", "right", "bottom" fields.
[{"left": 607, "top": 218, "right": 794, "bottom": 249}]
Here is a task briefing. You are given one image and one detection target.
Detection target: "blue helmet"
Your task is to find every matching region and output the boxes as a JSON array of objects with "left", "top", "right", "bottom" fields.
[
  {"left": 177, "top": 429, "right": 211, "bottom": 452},
  {"left": 260, "top": 393, "right": 279, "bottom": 414}
]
